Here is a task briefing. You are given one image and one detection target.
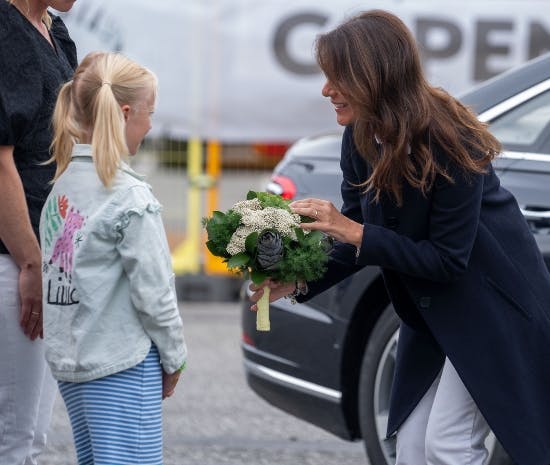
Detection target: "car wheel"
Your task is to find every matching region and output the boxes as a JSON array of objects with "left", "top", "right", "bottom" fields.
[
  {"left": 358, "top": 305, "right": 513, "bottom": 465},
  {"left": 358, "top": 304, "right": 399, "bottom": 465}
]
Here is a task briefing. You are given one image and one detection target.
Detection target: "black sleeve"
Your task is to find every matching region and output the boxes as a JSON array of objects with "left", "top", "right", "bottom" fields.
[
  {"left": 297, "top": 126, "right": 363, "bottom": 301},
  {"left": 0, "top": 14, "right": 43, "bottom": 146},
  {"left": 50, "top": 14, "right": 78, "bottom": 70}
]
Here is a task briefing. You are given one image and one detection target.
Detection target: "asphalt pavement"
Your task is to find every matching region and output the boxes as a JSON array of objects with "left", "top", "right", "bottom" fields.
[{"left": 40, "top": 301, "right": 367, "bottom": 465}]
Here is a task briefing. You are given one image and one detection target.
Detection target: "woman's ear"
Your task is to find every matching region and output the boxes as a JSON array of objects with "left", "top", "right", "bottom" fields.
[{"left": 121, "top": 104, "right": 131, "bottom": 122}]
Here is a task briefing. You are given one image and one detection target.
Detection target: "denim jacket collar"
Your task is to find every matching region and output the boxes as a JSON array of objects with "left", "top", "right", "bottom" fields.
[{"left": 70, "top": 143, "right": 146, "bottom": 181}]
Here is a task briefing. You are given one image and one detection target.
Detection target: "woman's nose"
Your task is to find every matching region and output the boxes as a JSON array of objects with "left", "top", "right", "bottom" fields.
[{"left": 321, "top": 81, "right": 333, "bottom": 97}]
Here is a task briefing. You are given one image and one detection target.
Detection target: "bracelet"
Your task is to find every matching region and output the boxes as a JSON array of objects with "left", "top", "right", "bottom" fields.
[{"left": 285, "top": 280, "right": 309, "bottom": 305}]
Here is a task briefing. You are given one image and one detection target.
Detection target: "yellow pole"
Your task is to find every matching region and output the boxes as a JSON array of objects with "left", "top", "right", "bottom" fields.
[
  {"left": 186, "top": 138, "right": 202, "bottom": 273},
  {"left": 206, "top": 140, "right": 221, "bottom": 214},
  {"left": 172, "top": 138, "right": 202, "bottom": 274},
  {"left": 204, "top": 140, "right": 232, "bottom": 275}
]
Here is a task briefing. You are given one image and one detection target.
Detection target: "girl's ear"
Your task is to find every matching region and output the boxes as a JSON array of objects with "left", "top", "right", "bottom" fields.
[{"left": 121, "top": 104, "right": 131, "bottom": 122}]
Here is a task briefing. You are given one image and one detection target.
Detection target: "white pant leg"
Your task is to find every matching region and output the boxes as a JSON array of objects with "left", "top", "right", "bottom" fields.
[
  {"left": 425, "top": 357, "right": 491, "bottom": 465},
  {"left": 26, "top": 368, "right": 57, "bottom": 465},
  {"left": 0, "top": 255, "right": 57, "bottom": 465},
  {"left": 395, "top": 371, "right": 440, "bottom": 465}
]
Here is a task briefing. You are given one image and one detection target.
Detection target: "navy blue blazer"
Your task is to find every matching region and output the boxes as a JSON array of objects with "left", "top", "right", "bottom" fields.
[{"left": 303, "top": 126, "right": 550, "bottom": 465}]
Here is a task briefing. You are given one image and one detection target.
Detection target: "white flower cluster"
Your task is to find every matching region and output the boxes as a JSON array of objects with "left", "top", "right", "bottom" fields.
[{"left": 226, "top": 199, "right": 302, "bottom": 256}]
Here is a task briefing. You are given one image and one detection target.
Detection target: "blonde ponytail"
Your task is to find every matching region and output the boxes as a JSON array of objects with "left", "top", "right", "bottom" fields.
[
  {"left": 91, "top": 81, "right": 128, "bottom": 187},
  {"left": 49, "top": 51, "right": 157, "bottom": 187},
  {"left": 50, "top": 81, "right": 78, "bottom": 179}
]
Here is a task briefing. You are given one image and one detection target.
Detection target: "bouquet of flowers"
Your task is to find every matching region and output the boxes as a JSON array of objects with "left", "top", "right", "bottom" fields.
[{"left": 202, "top": 191, "right": 331, "bottom": 331}]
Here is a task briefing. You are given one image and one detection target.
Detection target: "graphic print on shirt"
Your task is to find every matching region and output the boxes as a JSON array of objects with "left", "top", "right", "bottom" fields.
[{"left": 42, "top": 195, "right": 85, "bottom": 306}]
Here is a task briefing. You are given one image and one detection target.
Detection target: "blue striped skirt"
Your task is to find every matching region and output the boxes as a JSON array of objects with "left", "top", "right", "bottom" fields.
[{"left": 58, "top": 345, "right": 163, "bottom": 465}]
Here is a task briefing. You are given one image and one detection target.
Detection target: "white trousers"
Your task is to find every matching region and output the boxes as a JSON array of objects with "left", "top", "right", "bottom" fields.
[
  {"left": 0, "top": 255, "right": 57, "bottom": 465},
  {"left": 396, "top": 357, "right": 491, "bottom": 465}
]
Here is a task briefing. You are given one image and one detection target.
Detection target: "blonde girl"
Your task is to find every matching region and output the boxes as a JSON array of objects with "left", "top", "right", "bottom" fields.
[{"left": 40, "top": 51, "right": 187, "bottom": 465}]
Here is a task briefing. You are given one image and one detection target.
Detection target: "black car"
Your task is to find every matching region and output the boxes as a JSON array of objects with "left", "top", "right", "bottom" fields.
[{"left": 241, "top": 53, "right": 550, "bottom": 465}]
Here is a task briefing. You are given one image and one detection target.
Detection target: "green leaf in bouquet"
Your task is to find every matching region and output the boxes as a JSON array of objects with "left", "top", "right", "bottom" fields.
[
  {"left": 251, "top": 269, "right": 269, "bottom": 285},
  {"left": 212, "top": 210, "right": 226, "bottom": 221},
  {"left": 227, "top": 252, "right": 251, "bottom": 269},
  {"left": 205, "top": 240, "right": 226, "bottom": 258},
  {"left": 203, "top": 211, "right": 226, "bottom": 229},
  {"left": 246, "top": 191, "right": 258, "bottom": 200},
  {"left": 274, "top": 241, "right": 328, "bottom": 283},
  {"left": 294, "top": 227, "right": 305, "bottom": 241},
  {"left": 245, "top": 231, "right": 259, "bottom": 255},
  {"left": 203, "top": 210, "right": 242, "bottom": 257},
  {"left": 255, "top": 191, "right": 291, "bottom": 211},
  {"left": 305, "top": 230, "right": 324, "bottom": 244}
]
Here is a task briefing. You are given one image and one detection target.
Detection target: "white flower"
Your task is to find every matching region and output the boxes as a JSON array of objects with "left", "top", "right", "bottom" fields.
[
  {"left": 226, "top": 203, "right": 303, "bottom": 256},
  {"left": 232, "top": 198, "right": 262, "bottom": 215}
]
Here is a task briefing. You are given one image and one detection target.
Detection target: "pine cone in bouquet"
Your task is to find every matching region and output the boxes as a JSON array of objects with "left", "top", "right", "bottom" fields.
[{"left": 256, "top": 230, "right": 284, "bottom": 270}]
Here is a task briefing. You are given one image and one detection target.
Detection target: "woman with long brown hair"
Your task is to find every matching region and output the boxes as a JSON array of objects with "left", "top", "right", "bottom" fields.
[{"left": 250, "top": 10, "right": 550, "bottom": 465}]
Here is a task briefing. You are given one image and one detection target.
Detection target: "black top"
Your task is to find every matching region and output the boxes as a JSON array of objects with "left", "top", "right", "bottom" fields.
[{"left": 0, "top": 2, "right": 77, "bottom": 254}]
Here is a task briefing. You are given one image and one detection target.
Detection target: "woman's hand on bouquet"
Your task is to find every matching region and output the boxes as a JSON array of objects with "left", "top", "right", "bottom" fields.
[
  {"left": 290, "top": 198, "right": 363, "bottom": 248},
  {"left": 249, "top": 279, "right": 295, "bottom": 311}
]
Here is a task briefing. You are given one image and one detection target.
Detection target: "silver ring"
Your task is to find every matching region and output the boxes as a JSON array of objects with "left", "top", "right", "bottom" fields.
[{"left": 314, "top": 209, "right": 318, "bottom": 219}]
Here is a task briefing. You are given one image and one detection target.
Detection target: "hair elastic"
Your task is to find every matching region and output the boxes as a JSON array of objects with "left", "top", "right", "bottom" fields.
[{"left": 102, "top": 81, "right": 112, "bottom": 86}]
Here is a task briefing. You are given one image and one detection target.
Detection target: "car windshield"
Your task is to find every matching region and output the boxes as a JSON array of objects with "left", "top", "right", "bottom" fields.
[{"left": 489, "top": 89, "right": 550, "bottom": 147}]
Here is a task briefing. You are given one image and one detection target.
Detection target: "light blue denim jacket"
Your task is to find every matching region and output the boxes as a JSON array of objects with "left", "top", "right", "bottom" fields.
[{"left": 40, "top": 144, "right": 187, "bottom": 382}]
